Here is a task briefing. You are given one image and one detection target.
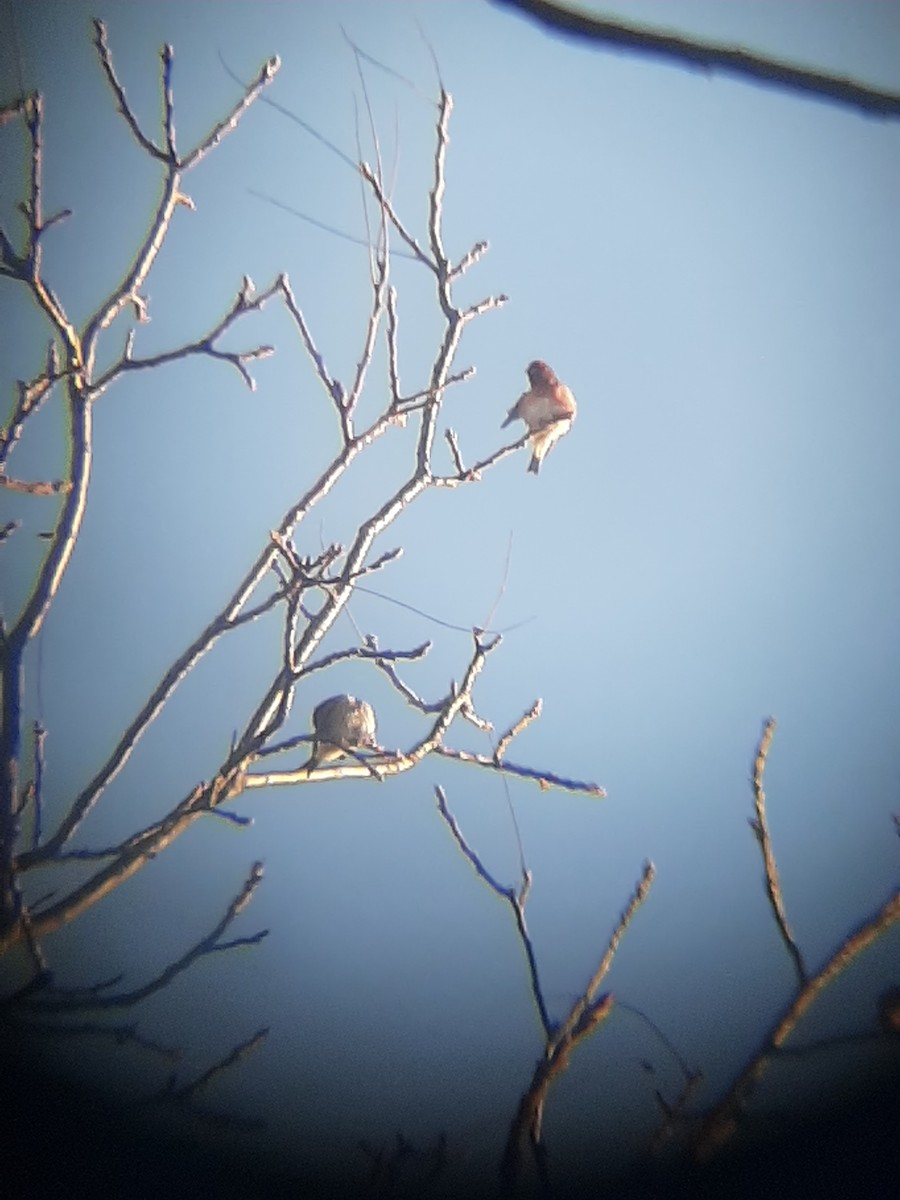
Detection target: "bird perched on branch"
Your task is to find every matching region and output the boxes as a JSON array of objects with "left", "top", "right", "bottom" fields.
[
  {"left": 305, "top": 694, "right": 377, "bottom": 771},
  {"left": 502, "top": 360, "right": 576, "bottom": 475}
]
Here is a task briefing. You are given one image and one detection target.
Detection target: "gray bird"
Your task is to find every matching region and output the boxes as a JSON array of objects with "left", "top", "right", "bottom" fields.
[{"left": 305, "top": 694, "right": 377, "bottom": 771}]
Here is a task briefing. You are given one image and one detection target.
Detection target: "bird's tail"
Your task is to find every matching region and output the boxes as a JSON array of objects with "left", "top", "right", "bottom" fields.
[{"left": 527, "top": 455, "right": 541, "bottom": 475}]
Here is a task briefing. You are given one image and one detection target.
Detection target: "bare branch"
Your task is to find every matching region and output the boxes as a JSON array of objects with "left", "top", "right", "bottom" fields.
[
  {"left": 443, "top": 428, "right": 465, "bottom": 475},
  {"left": 450, "top": 239, "right": 488, "bottom": 280},
  {"left": 386, "top": 286, "right": 400, "bottom": 402},
  {"left": 344, "top": 254, "right": 388, "bottom": 428},
  {"left": 182, "top": 57, "right": 280, "bottom": 171},
  {"left": 0, "top": 350, "right": 60, "bottom": 470},
  {"left": 433, "top": 744, "right": 605, "bottom": 798},
  {"left": 151, "top": 1026, "right": 269, "bottom": 1115},
  {"left": 493, "top": 0, "right": 900, "bottom": 119},
  {"left": 428, "top": 91, "right": 453, "bottom": 291},
  {"left": 30, "top": 722, "right": 45, "bottom": 850},
  {"left": 501, "top": 862, "right": 655, "bottom": 1186},
  {"left": 24, "top": 864, "right": 266, "bottom": 1012},
  {"left": 0, "top": 94, "right": 28, "bottom": 127},
  {"left": 556, "top": 861, "right": 655, "bottom": 1046},
  {"left": 278, "top": 274, "right": 346, "bottom": 411},
  {"left": 393, "top": 366, "right": 474, "bottom": 410},
  {"left": 435, "top": 787, "right": 553, "bottom": 1037},
  {"left": 247, "top": 188, "right": 419, "bottom": 258},
  {"left": 0, "top": 476, "right": 71, "bottom": 496},
  {"left": 360, "top": 163, "right": 435, "bottom": 270},
  {"left": 93, "top": 276, "right": 281, "bottom": 395},
  {"left": 93, "top": 20, "right": 166, "bottom": 159},
  {"left": 430, "top": 426, "right": 524, "bottom": 487},
  {"left": 241, "top": 634, "right": 498, "bottom": 789},
  {"left": 5, "top": 1013, "right": 181, "bottom": 1060},
  {"left": 749, "top": 718, "right": 807, "bottom": 985},
  {"left": 495, "top": 699, "right": 542, "bottom": 761},
  {"left": 693, "top": 884, "right": 900, "bottom": 1162}
]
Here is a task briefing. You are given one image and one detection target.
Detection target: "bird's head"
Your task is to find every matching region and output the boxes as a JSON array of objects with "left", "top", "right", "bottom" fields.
[{"left": 527, "top": 360, "right": 557, "bottom": 388}]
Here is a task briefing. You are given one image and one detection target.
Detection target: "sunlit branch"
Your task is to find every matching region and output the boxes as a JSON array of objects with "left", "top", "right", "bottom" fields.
[
  {"left": 430, "top": 430, "right": 525, "bottom": 486},
  {"left": 443, "top": 428, "right": 465, "bottom": 475},
  {"left": 360, "top": 163, "right": 434, "bottom": 270},
  {"left": 495, "top": 700, "right": 542, "bottom": 761},
  {"left": 0, "top": 477, "right": 70, "bottom": 495},
  {"left": 92, "top": 276, "right": 281, "bottom": 394},
  {"left": 278, "top": 274, "right": 346, "bottom": 410},
  {"left": 241, "top": 634, "right": 498, "bottom": 789},
  {"left": 433, "top": 744, "right": 605, "bottom": 798},
  {"left": 749, "top": 717, "right": 807, "bottom": 986},
  {"left": 93, "top": 19, "right": 166, "bottom": 158},
  {"left": 0, "top": 349, "right": 60, "bottom": 468}
]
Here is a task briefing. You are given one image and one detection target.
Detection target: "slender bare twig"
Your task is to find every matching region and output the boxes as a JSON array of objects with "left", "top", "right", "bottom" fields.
[
  {"left": 5, "top": 1014, "right": 182, "bottom": 1060},
  {"left": 434, "top": 744, "right": 605, "bottom": 798},
  {"left": 360, "top": 163, "right": 434, "bottom": 270},
  {"left": 183, "top": 58, "right": 280, "bottom": 171},
  {"left": 386, "top": 286, "right": 401, "bottom": 402},
  {"left": 495, "top": 700, "right": 542, "bottom": 762},
  {"left": 93, "top": 19, "right": 166, "bottom": 158},
  {"left": 24, "top": 863, "right": 266, "bottom": 1012},
  {"left": 246, "top": 187, "right": 419, "bottom": 258},
  {"left": 140, "top": 1027, "right": 269, "bottom": 1130},
  {"left": 28, "top": 721, "right": 45, "bottom": 850},
  {"left": 393, "top": 366, "right": 474, "bottom": 408},
  {"left": 0, "top": 349, "right": 60, "bottom": 469},
  {"left": 436, "top": 786, "right": 552, "bottom": 1037},
  {"left": 450, "top": 239, "right": 489, "bottom": 280},
  {"left": 430, "top": 431, "right": 526, "bottom": 486},
  {"left": 749, "top": 718, "right": 807, "bottom": 985},
  {"left": 278, "top": 274, "right": 346, "bottom": 409},
  {"left": 443, "top": 428, "right": 466, "bottom": 475}
]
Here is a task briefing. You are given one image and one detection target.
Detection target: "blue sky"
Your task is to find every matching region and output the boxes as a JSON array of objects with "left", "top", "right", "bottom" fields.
[{"left": 2, "top": 1, "right": 899, "bottom": 1191}]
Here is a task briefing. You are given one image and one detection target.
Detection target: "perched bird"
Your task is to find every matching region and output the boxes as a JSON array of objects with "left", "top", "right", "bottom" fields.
[
  {"left": 502, "top": 360, "right": 576, "bottom": 475},
  {"left": 305, "top": 694, "right": 377, "bottom": 771}
]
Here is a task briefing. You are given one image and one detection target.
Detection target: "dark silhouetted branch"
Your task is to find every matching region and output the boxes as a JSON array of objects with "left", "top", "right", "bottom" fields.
[{"left": 493, "top": 0, "right": 900, "bottom": 118}]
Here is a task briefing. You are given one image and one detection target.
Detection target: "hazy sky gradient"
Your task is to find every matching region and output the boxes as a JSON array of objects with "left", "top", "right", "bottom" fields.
[{"left": 2, "top": 1, "right": 898, "bottom": 1192}]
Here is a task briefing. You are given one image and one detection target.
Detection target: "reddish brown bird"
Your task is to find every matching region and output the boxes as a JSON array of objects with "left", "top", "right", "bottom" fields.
[{"left": 502, "top": 360, "right": 576, "bottom": 475}]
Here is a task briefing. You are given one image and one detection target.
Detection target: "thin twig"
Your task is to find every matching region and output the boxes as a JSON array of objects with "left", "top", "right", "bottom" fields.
[
  {"left": 749, "top": 718, "right": 807, "bottom": 985},
  {"left": 24, "top": 863, "right": 266, "bottom": 1013},
  {"left": 495, "top": 700, "right": 542, "bottom": 761}
]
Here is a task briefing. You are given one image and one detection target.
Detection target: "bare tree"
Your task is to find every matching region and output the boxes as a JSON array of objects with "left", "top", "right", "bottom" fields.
[
  {"left": 0, "top": 18, "right": 602, "bottom": 1112},
  {"left": 3, "top": 18, "right": 896, "bottom": 1198}
]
